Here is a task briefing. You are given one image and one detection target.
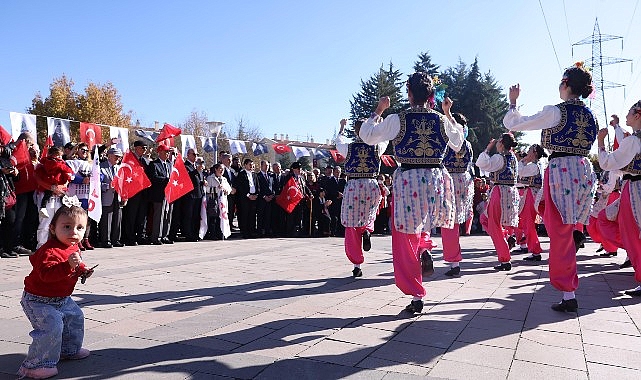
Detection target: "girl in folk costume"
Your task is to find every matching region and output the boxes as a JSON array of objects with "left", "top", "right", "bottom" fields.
[
  {"left": 597, "top": 100, "right": 641, "bottom": 296},
  {"left": 504, "top": 64, "right": 598, "bottom": 312},
  {"left": 476, "top": 133, "right": 520, "bottom": 271},
  {"left": 440, "top": 113, "right": 474, "bottom": 276},
  {"left": 336, "top": 118, "right": 387, "bottom": 278},
  {"left": 589, "top": 170, "right": 622, "bottom": 258},
  {"left": 518, "top": 144, "right": 547, "bottom": 261},
  {"left": 360, "top": 72, "right": 464, "bottom": 313},
  {"left": 205, "top": 163, "right": 232, "bottom": 240}
]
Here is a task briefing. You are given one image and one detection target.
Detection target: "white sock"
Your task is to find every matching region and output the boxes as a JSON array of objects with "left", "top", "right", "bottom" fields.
[
  {"left": 354, "top": 264, "right": 360, "bottom": 269},
  {"left": 412, "top": 296, "right": 422, "bottom": 301},
  {"left": 563, "top": 291, "right": 575, "bottom": 300},
  {"left": 451, "top": 262, "right": 460, "bottom": 268}
]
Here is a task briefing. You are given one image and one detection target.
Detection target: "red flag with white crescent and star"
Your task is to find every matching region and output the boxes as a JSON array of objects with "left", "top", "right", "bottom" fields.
[
  {"left": 40, "top": 135, "right": 54, "bottom": 160},
  {"left": 156, "top": 123, "right": 181, "bottom": 142},
  {"left": 10, "top": 139, "right": 30, "bottom": 169},
  {"left": 165, "top": 153, "right": 194, "bottom": 204},
  {"left": 112, "top": 151, "right": 151, "bottom": 200},
  {"left": 272, "top": 143, "right": 292, "bottom": 154},
  {"left": 79, "top": 122, "right": 102, "bottom": 150},
  {"left": 329, "top": 149, "right": 345, "bottom": 163},
  {"left": 275, "top": 176, "right": 304, "bottom": 213}
]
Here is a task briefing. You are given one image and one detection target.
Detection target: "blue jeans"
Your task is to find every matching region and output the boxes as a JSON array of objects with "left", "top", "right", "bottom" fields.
[{"left": 20, "top": 292, "right": 84, "bottom": 369}]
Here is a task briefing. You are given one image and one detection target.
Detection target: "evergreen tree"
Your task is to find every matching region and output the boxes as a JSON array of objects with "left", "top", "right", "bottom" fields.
[{"left": 413, "top": 51, "right": 440, "bottom": 76}]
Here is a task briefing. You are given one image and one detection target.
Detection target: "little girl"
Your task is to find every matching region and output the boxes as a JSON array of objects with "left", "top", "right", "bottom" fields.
[
  {"left": 18, "top": 196, "right": 95, "bottom": 379},
  {"left": 37, "top": 147, "right": 74, "bottom": 218}
]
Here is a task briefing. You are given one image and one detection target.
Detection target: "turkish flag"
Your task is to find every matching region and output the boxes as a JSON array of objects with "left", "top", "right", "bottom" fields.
[
  {"left": 112, "top": 151, "right": 151, "bottom": 200},
  {"left": 79, "top": 122, "right": 102, "bottom": 150},
  {"left": 380, "top": 155, "right": 398, "bottom": 167},
  {"left": 10, "top": 140, "right": 30, "bottom": 169},
  {"left": 272, "top": 143, "right": 292, "bottom": 154},
  {"left": 0, "top": 125, "right": 11, "bottom": 145},
  {"left": 165, "top": 153, "right": 194, "bottom": 204},
  {"left": 329, "top": 149, "right": 345, "bottom": 163},
  {"left": 276, "top": 176, "right": 304, "bottom": 213},
  {"left": 40, "top": 136, "right": 54, "bottom": 160},
  {"left": 156, "top": 123, "right": 181, "bottom": 143}
]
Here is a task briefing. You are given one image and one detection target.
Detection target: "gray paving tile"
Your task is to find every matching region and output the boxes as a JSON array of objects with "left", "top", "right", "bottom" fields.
[
  {"left": 442, "top": 341, "right": 514, "bottom": 370},
  {"left": 514, "top": 339, "right": 586, "bottom": 371},
  {"left": 428, "top": 359, "right": 508, "bottom": 380},
  {"left": 507, "top": 360, "right": 587, "bottom": 380}
]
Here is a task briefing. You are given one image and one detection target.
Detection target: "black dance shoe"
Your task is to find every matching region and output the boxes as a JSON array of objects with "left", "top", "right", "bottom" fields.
[
  {"left": 352, "top": 267, "right": 363, "bottom": 278},
  {"left": 494, "top": 262, "right": 512, "bottom": 271},
  {"left": 624, "top": 289, "right": 641, "bottom": 297},
  {"left": 620, "top": 259, "right": 632, "bottom": 269},
  {"left": 599, "top": 252, "right": 617, "bottom": 257},
  {"left": 404, "top": 300, "right": 424, "bottom": 314},
  {"left": 362, "top": 231, "right": 371, "bottom": 252},
  {"left": 444, "top": 266, "right": 461, "bottom": 277},
  {"left": 573, "top": 230, "right": 586, "bottom": 252},
  {"left": 523, "top": 254, "right": 542, "bottom": 261},
  {"left": 507, "top": 235, "right": 516, "bottom": 250},
  {"left": 421, "top": 251, "right": 434, "bottom": 277},
  {"left": 551, "top": 298, "right": 578, "bottom": 312}
]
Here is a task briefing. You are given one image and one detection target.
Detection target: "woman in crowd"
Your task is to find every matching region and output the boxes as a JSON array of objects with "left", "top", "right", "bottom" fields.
[
  {"left": 206, "top": 163, "right": 232, "bottom": 240},
  {"left": 504, "top": 63, "right": 598, "bottom": 312},
  {"left": 518, "top": 144, "right": 547, "bottom": 261}
]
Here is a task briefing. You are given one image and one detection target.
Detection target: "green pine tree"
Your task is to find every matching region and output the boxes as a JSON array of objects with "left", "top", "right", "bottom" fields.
[{"left": 413, "top": 51, "right": 440, "bottom": 76}]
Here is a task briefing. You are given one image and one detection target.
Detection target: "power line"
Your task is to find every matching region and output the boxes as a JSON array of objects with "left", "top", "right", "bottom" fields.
[
  {"left": 539, "top": 0, "right": 562, "bottom": 71},
  {"left": 562, "top": 0, "right": 572, "bottom": 48}
]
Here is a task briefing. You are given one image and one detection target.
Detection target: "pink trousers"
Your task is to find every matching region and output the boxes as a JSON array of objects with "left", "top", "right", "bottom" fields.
[
  {"left": 441, "top": 225, "right": 463, "bottom": 263},
  {"left": 390, "top": 205, "right": 435, "bottom": 298},
  {"left": 344, "top": 221, "right": 374, "bottom": 265},
  {"left": 619, "top": 183, "right": 641, "bottom": 282},
  {"left": 544, "top": 169, "right": 579, "bottom": 292},
  {"left": 483, "top": 187, "right": 511, "bottom": 263},
  {"left": 519, "top": 188, "right": 542, "bottom": 254}
]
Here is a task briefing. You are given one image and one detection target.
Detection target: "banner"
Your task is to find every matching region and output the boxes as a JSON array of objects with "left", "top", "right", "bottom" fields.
[
  {"left": 229, "top": 139, "right": 247, "bottom": 155},
  {"left": 252, "top": 142, "right": 269, "bottom": 156},
  {"left": 200, "top": 136, "right": 216, "bottom": 153},
  {"left": 87, "top": 145, "right": 102, "bottom": 223},
  {"left": 9, "top": 112, "right": 37, "bottom": 141},
  {"left": 180, "top": 134, "right": 197, "bottom": 156},
  {"left": 79, "top": 122, "right": 102, "bottom": 150},
  {"left": 47, "top": 117, "right": 71, "bottom": 147},
  {"left": 291, "top": 146, "right": 310, "bottom": 159},
  {"left": 109, "top": 126, "right": 130, "bottom": 153},
  {"left": 311, "top": 148, "right": 330, "bottom": 160},
  {"left": 135, "top": 129, "right": 159, "bottom": 143}
]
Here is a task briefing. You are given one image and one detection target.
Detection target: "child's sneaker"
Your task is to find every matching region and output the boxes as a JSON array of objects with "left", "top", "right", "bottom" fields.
[
  {"left": 61, "top": 347, "right": 90, "bottom": 360},
  {"left": 38, "top": 208, "right": 49, "bottom": 218},
  {"left": 17, "top": 366, "right": 58, "bottom": 379}
]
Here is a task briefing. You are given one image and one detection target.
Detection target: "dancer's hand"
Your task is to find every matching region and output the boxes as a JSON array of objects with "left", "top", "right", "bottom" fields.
[{"left": 509, "top": 84, "right": 520, "bottom": 104}]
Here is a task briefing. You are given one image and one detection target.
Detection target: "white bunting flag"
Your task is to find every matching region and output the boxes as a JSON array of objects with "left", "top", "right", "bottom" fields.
[
  {"left": 180, "top": 134, "right": 197, "bottom": 156},
  {"left": 199, "top": 136, "right": 217, "bottom": 153},
  {"left": 47, "top": 117, "right": 71, "bottom": 147},
  {"left": 228, "top": 139, "right": 247, "bottom": 155},
  {"left": 109, "top": 126, "right": 130, "bottom": 153},
  {"left": 87, "top": 145, "right": 103, "bottom": 223},
  {"left": 10, "top": 112, "right": 37, "bottom": 141},
  {"left": 291, "top": 146, "right": 311, "bottom": 159}
]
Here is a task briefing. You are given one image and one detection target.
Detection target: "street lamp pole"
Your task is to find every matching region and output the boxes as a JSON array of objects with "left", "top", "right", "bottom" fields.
[{"left": 206, "top": 121, "right": 225, "bottom": 164}]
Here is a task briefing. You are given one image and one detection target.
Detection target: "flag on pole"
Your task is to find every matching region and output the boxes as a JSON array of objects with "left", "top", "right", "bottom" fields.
[
  {"left": 329, "top": 149, "right": 345, "bottom": 163},
  {"left": 112, "top": 151, "right": 151, "bottom": 200},
  {"left": 9, "top": 139, "right": 30, "bottom": 169},
  {"left": 79, "top": 122, "right": 102, "bottom": 150},
  {"left": 0, "top": 125, "right": 12, "bottom": 145},
  {"left": 165, "top": 153, "right": 194, "bottom": 204},
  {"left": 291, "top": 146, "right": 310, "bottom": 159},
  {"left": 199, "top": 196, "right": 208, "bottom": 239},
  {"left": 272, "top": 143, "right": 292, "bottom": 154},
  {"left": 87, "top": 145, "right": 102, "bottom": 223},
  {"left": 380, "top": 155, "right": 398, "bottom": 167},
  {"left": 156, "top": 123, "right": 181, "bottom": 142},
  {"left": 229, "top": 139, "right": 247, "bottom": 155},
  {"left": 252, "top": 142, "right": 269, "bottom": 156},
  {"left": 9, "top": 112, "right": 37, "bottom": 141},
  {"left": 47, "top": 117, "right": 71, "bottom": 147},
  {"left": 276, "top": 176, "right": 304, "bottom": 213},
  {"left": 40, "top": 136, "right": 54, "bottom": 161}
]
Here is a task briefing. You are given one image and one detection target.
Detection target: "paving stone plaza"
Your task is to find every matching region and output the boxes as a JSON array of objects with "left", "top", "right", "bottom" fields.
[{"left": 1, "top": 233, "right": 640, "bottom": 379}]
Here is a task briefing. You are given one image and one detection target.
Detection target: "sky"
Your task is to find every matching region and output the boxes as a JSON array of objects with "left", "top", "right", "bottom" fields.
[{"left": 1, "top": 0, "right": 640, "bottom": 149}]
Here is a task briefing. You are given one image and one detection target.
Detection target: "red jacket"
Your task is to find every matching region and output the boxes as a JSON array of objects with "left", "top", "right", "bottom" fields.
[
  {"left": 13, "top": 161, "right": 38, "bottom": 194},
  {"left": 35, "top": 157, "right": 74, "bottom": 192},
  {"left": 24, "top": 238, "right": 86, "bottom": 298}
]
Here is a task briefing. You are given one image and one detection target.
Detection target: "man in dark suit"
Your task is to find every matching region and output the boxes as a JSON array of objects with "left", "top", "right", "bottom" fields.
[
  {"left": 271, "top": 162, "right": 287, "bottom": 237},
  {"left": 284, "top": 161, "right": 313, "bottom": 237},
  {"left": 219, "top": 153, "right": 237, "bottom": 230},
  {"left": 122, "top": 140, "right": 151, "bottom": 245},
  {"left": 181, "top": 148, "right": 205, "bottom": 241},
  {"left": 147, "top": 144, "right": 173, "bottom": 244},
  {"left": 98, "top": 148, "right": 124, "bottom": 248},
  {"left": 256, "top": 160, "right": 275, "bottom": 237},
  {"left": 322, "top": 165, "right": 345, "bottom": 236},
  {"left": 233, "top": 158, "right": 260, "bottom": 238}
]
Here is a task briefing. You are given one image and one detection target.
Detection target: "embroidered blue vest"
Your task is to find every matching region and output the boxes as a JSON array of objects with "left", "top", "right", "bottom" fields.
[
  {"left": 442, "top": 141, "right": 472, "bottom": 173},
  {"left": 344, "top": 142, "right": 380, "bottom": 178},
  {"left": 490, "top": 153, "right": 517, "bottom": 185},
  {"left": 518, "top": 167, "right": 543, "bottom": 189},
  {"left": 541, "top": 99, "right": 598, "bottom": 156},
  {"left": 622, "top": 130, "right": 641, "bottom": 175},
  {"left": 392, "top": 107, "right": 449, "bottom": 165}
]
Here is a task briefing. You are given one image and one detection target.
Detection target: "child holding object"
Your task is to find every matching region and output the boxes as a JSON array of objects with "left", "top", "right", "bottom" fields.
[{"left": 18, "top": 196, "right": 95, "bottom": 379}]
